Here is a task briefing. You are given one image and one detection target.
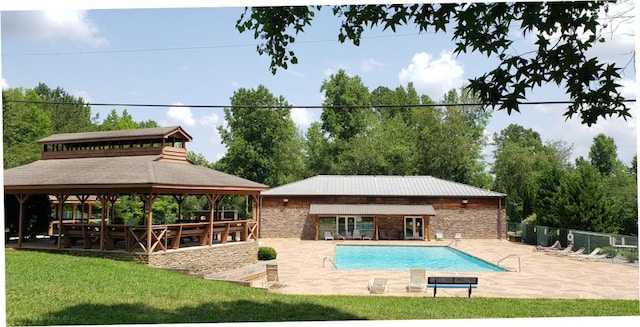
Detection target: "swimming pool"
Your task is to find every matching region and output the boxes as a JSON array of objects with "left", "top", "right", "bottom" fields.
[{"left": 334, "top": 245, "right": 504, "bottom": 271}]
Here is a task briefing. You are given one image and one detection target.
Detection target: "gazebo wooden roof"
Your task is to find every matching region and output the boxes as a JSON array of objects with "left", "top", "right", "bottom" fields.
[{"left": 3, "top": 126, "right": 269, "bottom": 253}]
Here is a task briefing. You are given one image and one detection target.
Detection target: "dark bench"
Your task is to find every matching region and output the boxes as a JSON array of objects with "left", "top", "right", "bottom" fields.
[{"left": 427, "top": 276, "right": 478, "bottom": 297}]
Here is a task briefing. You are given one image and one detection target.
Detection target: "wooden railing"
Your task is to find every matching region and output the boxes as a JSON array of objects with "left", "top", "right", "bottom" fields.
[{"left": 59, "top": 220, "right": 257, "bottom": 253}]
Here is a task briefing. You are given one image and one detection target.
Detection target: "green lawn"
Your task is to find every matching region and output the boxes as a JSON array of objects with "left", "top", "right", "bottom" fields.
[{"left": 4, "top": 249, "right": 639, "bottom": 325}]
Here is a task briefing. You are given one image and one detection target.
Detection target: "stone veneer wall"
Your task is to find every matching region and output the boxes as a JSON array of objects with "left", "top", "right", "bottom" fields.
[
  {"left": 261, "top": 199, "right": 507, "bottom": 240},
  {"left": 429, "top": 209, "right": 507, "bottom": 239},
  {"left": 146, "top": 241, "right": 259, "bottom": 275},
  {"left": 18, "top": 242, "right": 260, "bottom": 275},
  {"left": 260, "top": 202, "right": 312, "bottom": 239}
]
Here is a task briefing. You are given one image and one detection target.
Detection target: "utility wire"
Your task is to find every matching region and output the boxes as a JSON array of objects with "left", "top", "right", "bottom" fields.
[
  {"left": 3, "top": 99, "right": 636, "bottom": 109},
  {"left": 1, "top": 32, "right": 429, "bottom": 57}
]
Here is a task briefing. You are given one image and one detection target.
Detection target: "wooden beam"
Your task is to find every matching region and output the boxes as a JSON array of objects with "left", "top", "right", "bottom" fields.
[
  {"left": 250, "top": 194, "right": 260, "bottom": 240},
  {"left": 54, "top": 194, "right": 69, "bottom": 249},
  {"left": 14, "top": 194, "right": 30, "bottom": 248}
]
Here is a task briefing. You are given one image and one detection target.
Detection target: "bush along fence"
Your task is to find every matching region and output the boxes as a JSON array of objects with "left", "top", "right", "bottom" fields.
[{"left": 506, "top": 222, "right": 638, "bottom": 263}]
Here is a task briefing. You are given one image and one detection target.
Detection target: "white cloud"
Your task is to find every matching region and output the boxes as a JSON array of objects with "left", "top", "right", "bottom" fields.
[
  {"left": 398, "top": 51, "right": 465, "bottom": 101},
  {"left": 360, "top": 58, "right": 385, "bottom": 72},
  {"left": 540, "top": 106, "right": 637, "bottom": 165},
  {"left": 72, "top": 89, "right": 92, "bottom": 103},
  {"left": 164, "top": 104, "right": 195, "bottom": 127},
  {"left": 1, "top": 78, "right": 9, "bottom": 90},
  {"left": 619, "top": 78, "right": 637, "bottom": 99},
  {"left": 2, "top": 10, "right": 108, "bottom": 47},
  {"left": 200, "top": 112, "right": 220, "bottom": 126},
  {"left": 290, "top": 108, "right": 315, "bottom": 130},
  {"left": 323, "top": 62, "right": 350, "bottom": 77}
]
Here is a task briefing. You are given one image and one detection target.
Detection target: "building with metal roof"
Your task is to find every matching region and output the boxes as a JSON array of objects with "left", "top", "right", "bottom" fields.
[{"left": 259, "top": 175, "right": 507, "bottom": 241}]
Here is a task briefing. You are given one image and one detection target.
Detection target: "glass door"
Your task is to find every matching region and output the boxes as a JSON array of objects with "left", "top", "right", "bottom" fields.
[
  {"left": 404, "top": 217, "right": 424, "bottom": 240},
  {"left": 338, "top": 216, "right": 356, "bottom": 238}
]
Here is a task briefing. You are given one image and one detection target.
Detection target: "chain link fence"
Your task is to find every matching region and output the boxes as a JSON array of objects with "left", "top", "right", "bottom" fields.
[{"left": 507, "top": 222, "right": 638, "bottom": 262}]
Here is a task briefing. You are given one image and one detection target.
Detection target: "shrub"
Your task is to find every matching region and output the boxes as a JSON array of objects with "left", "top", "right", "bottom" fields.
[
  {"left": 619, "top": 250, "right": 638, "bottom": 263},
  {"left": 600, "top": 246, "right": 617, "bottom": 258},
  {"left": 258, "top": 246, "right": 277, "bottom": 260}
]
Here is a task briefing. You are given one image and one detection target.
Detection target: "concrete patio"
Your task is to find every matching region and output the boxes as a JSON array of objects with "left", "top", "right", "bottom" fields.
[{"left": 255, "top": 238, "right": 639, "bottom": 299}]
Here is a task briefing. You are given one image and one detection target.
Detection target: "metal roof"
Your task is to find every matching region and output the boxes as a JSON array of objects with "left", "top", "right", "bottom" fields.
[
  {"left": 309, "top": 204, "right": 436, "bottom": 216},
  {"left": 261, "top": 175, "right": 506, "bottom": 197},
  {"left": 3, "top": 155, "right": 268, "bottom": 195}
]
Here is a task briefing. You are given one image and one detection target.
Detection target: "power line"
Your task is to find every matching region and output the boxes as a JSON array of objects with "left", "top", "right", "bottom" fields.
[
  {"left": 3, "top": 99, "right": 636, "bottom": 109},
  {"left": 1, "top": 32, "right": 429, "bottom": 57}
]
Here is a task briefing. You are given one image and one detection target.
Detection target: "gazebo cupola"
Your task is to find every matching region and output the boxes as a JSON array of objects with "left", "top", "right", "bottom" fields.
[{"left": 37, "top": 126, "right": 193, "bottom": 162}]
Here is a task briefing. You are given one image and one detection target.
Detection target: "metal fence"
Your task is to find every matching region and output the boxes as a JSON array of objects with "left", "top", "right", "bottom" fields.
[{"left": 506, "top": 222, "right": 638, "bottom": 255}]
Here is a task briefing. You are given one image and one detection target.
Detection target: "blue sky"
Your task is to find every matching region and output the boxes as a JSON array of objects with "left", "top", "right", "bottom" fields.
[{"left": 1, "top": 0, "right": 637, "bottom": 166}]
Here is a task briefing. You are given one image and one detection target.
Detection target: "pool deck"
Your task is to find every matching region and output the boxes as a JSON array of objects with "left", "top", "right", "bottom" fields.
[{"left": 256, "top": 238, "right": 639, "bottom": 299}]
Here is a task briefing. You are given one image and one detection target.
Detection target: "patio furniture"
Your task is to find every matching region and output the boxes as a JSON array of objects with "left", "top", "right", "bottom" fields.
[
  {"left": 547, "top": 244, "right": 574, "bottom": 256},
  {"left": 535, "top": 240, "right": 562, "bottom": 252},
  {"left": 368, "top": 278, "right": 389, "bottom": 294},
  {"left": 324, "top": 231, "right": 334, "bottom": 240},
  {"left": 435, "top": 230, "right": 444, "bottom": 241},
  {"left": 427, "top": 276, "right": 478, "bottom": 297},
  {"left": 352, "top": 229, "right": 362, "bottom": 240},
  {"left": 379, "top": 230, "right": 390, "bottom": 240},
  {"left": 406, "top": 268, "right": 427, "bottom": 292},
  {"left": 263, "top": 264, "right": 286, "bottom": 289},
  {"left": 566, "top": 247, "right": 586, "bottom": 257},
  {"left": 573, "top": 248, "right": 608, "bottom": 260},
  {"left": 333, "top": 232, "right": 346, "bottom": 240}
]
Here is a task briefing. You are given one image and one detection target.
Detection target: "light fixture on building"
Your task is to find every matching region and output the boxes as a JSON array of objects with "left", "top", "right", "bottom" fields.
[
  {"left": 462, "top": 199, "right": 468, "bottom": 204},
  {"left": 283, "top": 198, "right": 289, "bottom": 204}
]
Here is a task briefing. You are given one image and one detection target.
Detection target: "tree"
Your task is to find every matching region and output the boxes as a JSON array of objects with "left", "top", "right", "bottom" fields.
[
  {"left": 413, "top": 87, "right": 490, "bottom": 186},
  {"left": 34, "top": 83, "right": 95, "bottom": 134},
  {"left": 320, "top": 69, "right": 373, "bottom": 141},
  {"left": 2, "top": 88, "right": 51, "bottom": 168},
  {"left": 550, "top": 158, "right": 621, "bottom": 233},
  {"left": 217, "top": 85, "right": 305, "bottom": 186},
  {"left": 589, "top": 133, "right": 620, "bottom": 176},
  {"left": 236, "top": 2, "right": 631, "bottom": 126},
  {"left": 97, "top": 109, "right": 158, "bottom": 131},
  {"left": 491, "top": 124, "right": 571, "bottom": 222}
]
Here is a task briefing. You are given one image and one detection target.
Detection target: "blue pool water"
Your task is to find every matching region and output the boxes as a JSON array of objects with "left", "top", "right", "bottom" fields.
[{"left": 334, "top": 245, "right": 504, "bottom": 271}]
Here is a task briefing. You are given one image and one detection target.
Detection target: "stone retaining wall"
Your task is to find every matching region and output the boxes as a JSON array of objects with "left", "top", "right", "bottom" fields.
[{"left": 146, "top": 241, "right": 259, "bottom": 275}]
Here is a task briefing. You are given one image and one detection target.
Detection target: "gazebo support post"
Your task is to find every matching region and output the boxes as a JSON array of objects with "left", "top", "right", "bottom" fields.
[
  {"left": 14, "top": 194, "right": 30, "bottom": 248},
  {"left": 173, "top": 194, "right": 187, "bottom": 221},
  {"left": 250, "top": 194, "right": 260, "bottom": 240},
  {"left": 139, "top": 193, "right": 157, "bottom": 254},
  {"left": 97, "top": 195, "right": 109, "bottom": 251},
  {"left": 206, "top": 194, "right": 221, "bottom": 246},
  {"left": 54, "top": 194, "right": 69, "bottom": 249},
  {"left": 75, "top": 195, "right": 91, "bottom": 224}
]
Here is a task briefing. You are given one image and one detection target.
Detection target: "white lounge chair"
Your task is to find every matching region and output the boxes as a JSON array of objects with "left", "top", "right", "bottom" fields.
[
  {"left": 573, "top": 248, "right": 608, "bottom": 260},
  {"left": 333, "top": 232, "right": 345, "bottom": 240},
  {"left": 565, "top": 247, "right": 586, "bottom": 257},
  {"left": 368, "top": 278, "right": 389, "bottom": 294},
  {"left": 324, "top": 231, "right": 334, "bottom": 240},
  {"left": 435, "top": 230, "right": 444, "bottom": 241},
  {"left": 547, "top": 244, "right": 573, "bottom": 256},
  {"left": 406, "top": 268, "right": 427, "bottom": 292},
  {"left": 352, "top": 229, "right": 362, "bottom": 240}
]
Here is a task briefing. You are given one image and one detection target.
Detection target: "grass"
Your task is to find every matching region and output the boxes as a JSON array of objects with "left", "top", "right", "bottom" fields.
[{"left": 4, "top": 249, "right": 639, "bottom": 325}]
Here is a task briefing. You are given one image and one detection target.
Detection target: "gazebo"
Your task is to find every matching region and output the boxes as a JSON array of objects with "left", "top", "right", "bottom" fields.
[{"left": 3, "top": 126, "right": 269, "bottom": 255}]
